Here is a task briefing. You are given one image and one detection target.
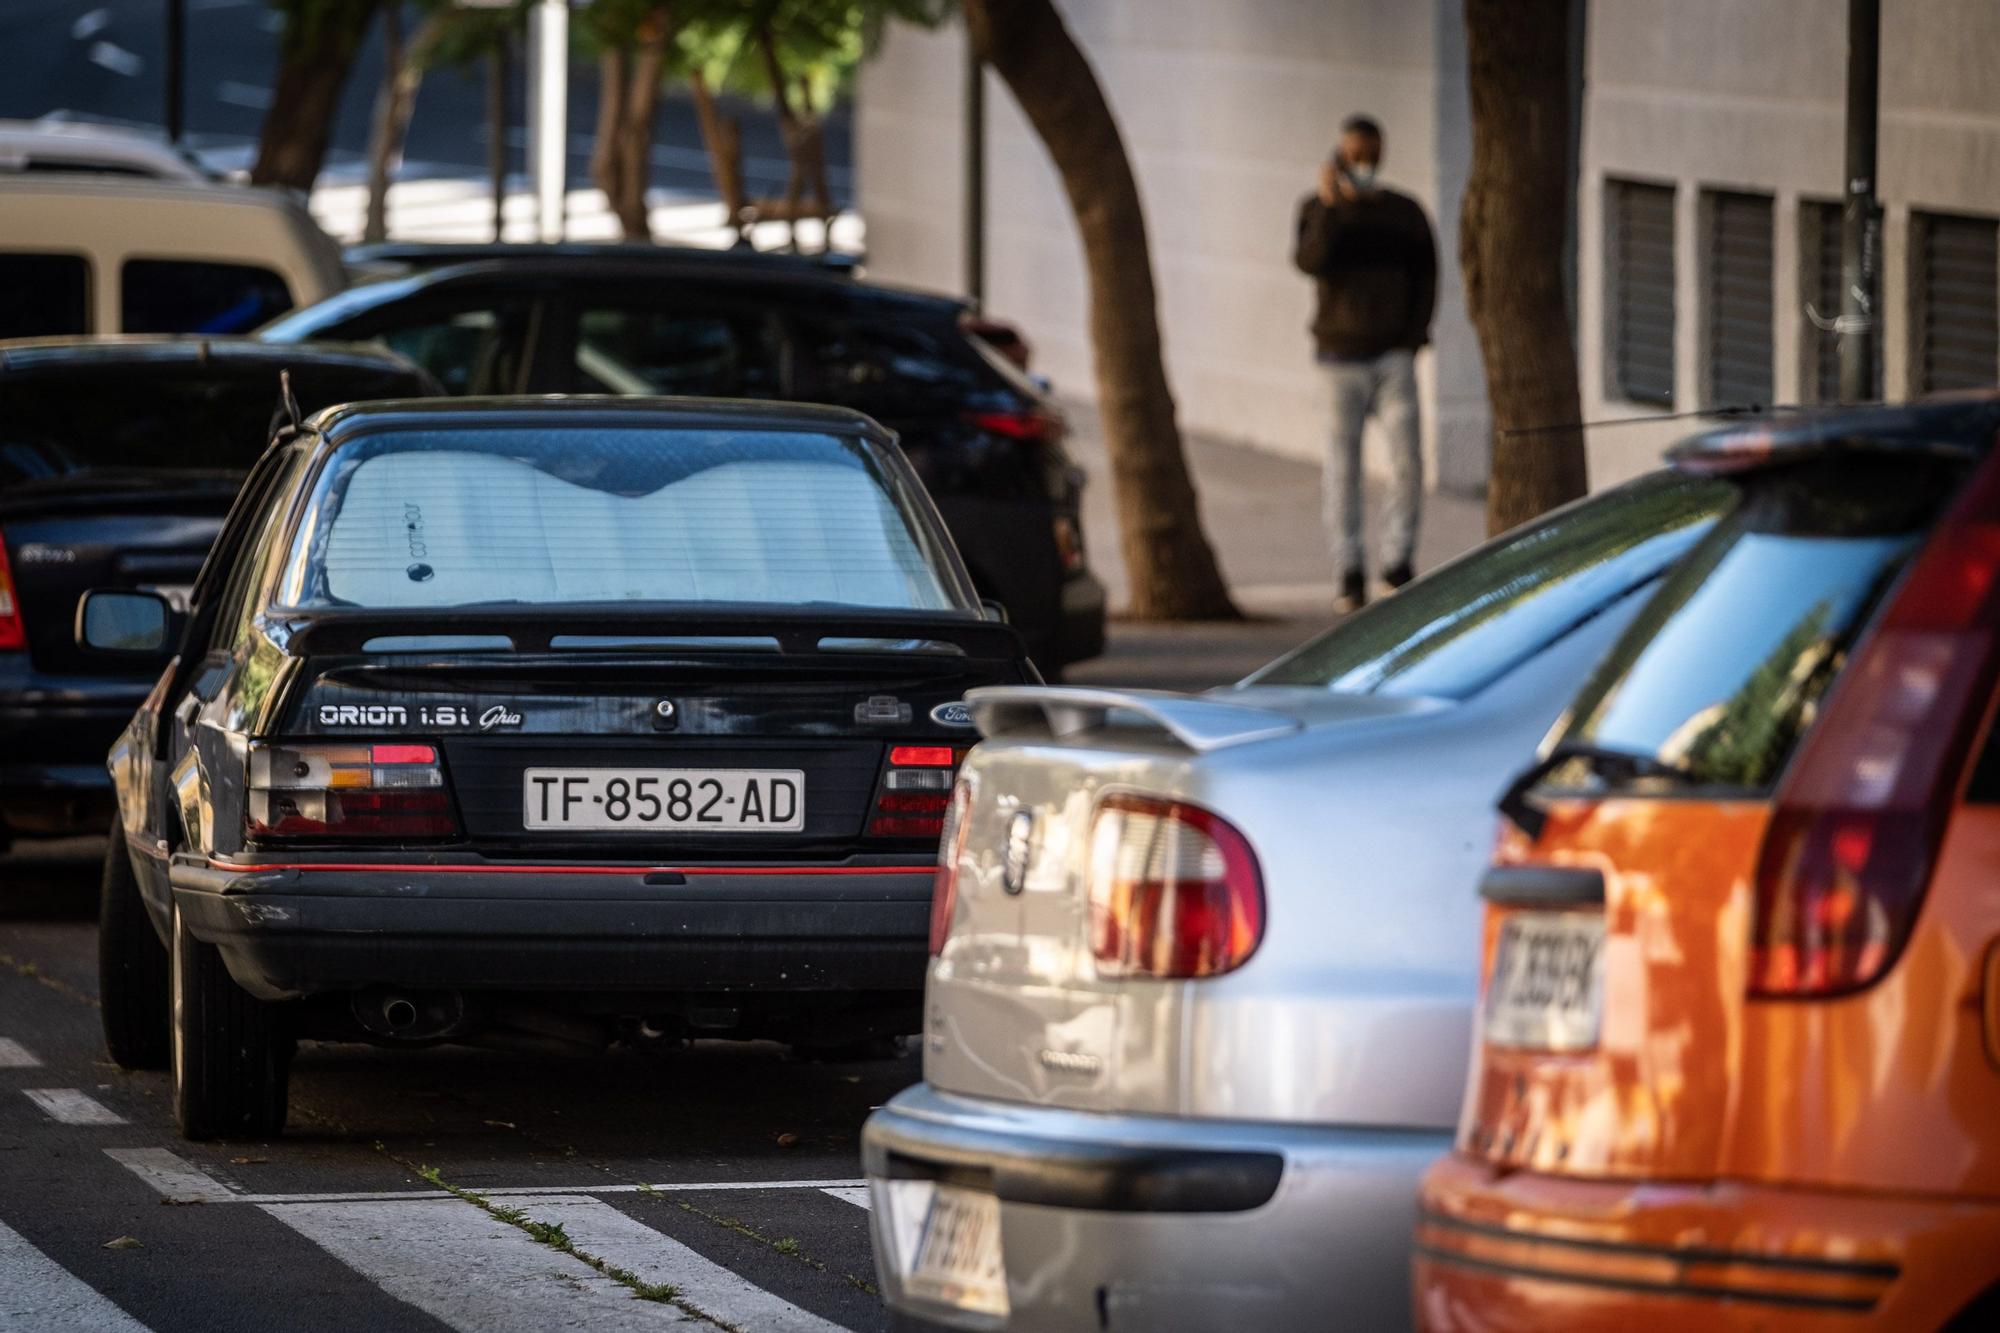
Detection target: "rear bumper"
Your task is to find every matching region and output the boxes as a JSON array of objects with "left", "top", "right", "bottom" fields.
[
  {"left": 0, "top": 689, "right": 135, "bottom": 836},
  {"left": 862, "top": 1082, "right": 1450, "bottom": 1332},
  {"left": 1415, "top": 1151, "right": 2000, "bottom": 1331},
  {"left": 170, "top": 855, "right": 933, "bottom": 1002}
]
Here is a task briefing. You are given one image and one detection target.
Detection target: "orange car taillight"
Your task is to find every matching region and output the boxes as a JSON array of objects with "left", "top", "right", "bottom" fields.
[
  {"left": 0, "top": 534, "right": 25, "bottom": 651},
  {"left": 1750, "top": 451, "right": 2000, "bottom": 997},
  {"left": 930, "top": 779, "right": 972, "bottom": 956},
  {"left": 247, "top": 741, "right": 458, "bottom": 838},
  {"left": 869, "top": 744, "right": 960, "bottom": 838},
  {"left": 1086, "top": 793, "right": 1263, "bottom": 980}
]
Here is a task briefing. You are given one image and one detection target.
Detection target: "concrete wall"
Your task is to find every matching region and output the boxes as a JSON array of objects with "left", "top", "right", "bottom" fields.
[
  {"left": 854, "top": 0, "right": 1491, "bottom": 493},
  {"left": 1580, "top": 0, "right": 2000, "bottom": 485}
]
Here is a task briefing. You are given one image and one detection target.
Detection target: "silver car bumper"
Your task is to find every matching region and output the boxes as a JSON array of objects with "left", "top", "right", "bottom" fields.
[{"left": 862, "top": 1083, "right": 1451, "bottom": 1333}]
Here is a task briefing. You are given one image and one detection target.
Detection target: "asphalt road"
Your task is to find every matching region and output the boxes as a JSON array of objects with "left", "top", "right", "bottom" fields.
[{"left": 1, "top": 841, "right": 905, "bottom": 1333}]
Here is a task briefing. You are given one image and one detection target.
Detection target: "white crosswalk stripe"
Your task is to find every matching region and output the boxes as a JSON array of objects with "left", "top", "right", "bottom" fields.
[
  {"left": 820, "top": 1186, "right": 872, "bottom": 1211},
  {"left": 268, "top": 1197, "right": 702, "bottom": 1330},
  {"left": 21, "top": 1089, "right": 125, "bottom": 1125},
  {"left": 491, "top": 1194, "right": 846, "bottom": 1333},
  {"left": 95, "top": 1149, "right": 862, "bottom": 1330},
  {"left": 0, "top": 1216, "right": 151, "bottom": 1332},
  {"left": 0, "top": 1039, "right": 41, "bottom": 1068}
]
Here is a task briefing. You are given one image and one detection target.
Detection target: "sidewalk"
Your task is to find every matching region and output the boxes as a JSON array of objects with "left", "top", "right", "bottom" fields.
[{"left": 1059, "top": 401, "right": 1487, "bottom": 690}]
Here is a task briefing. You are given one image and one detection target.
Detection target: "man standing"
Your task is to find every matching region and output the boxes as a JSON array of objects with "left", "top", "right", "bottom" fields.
[{"left": 1294, "top": 115, "right": 1437, "bottom": 611}]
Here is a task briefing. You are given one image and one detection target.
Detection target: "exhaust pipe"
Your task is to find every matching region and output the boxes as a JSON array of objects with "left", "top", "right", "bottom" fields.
[{"left": 352, "top": 987, "right": 467, "bottom": 1040}]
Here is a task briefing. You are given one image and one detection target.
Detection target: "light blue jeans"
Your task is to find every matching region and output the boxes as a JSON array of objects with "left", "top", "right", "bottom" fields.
[{"left": 1323, "top": 349, "right": 1422, "bottom": 581}]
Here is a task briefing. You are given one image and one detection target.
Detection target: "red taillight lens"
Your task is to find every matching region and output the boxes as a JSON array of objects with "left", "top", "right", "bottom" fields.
[
  {"left": 247, "top": 740, "right": 459, "bottom": 838},
  {"left": 870, "top": 742, "right": 964, "bottom": 839},
  {"left": 1086, "top": 794, "right": 1263, "bottom": 979},
  {"left": 0, "top": 534, "right": 25, "bottom": 651},
  {"left": 966, "top": 409, "right": 1062, "bottom": 443},
  {"left": 1749, "top": 454, "right": 2000, "bottom": 996},
  {"left": 930, "top": 779, "right": 972, "bottom": 955}
]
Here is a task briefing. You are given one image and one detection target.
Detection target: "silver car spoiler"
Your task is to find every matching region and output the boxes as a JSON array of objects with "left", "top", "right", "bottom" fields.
[{"left": 965, "top": 686, "right": 1302, "bottom": 753}]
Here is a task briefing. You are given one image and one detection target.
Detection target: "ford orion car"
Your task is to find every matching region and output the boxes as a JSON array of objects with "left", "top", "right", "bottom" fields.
[{"left": 83, "top": 395, "right": 1034, "bottom": 1140}]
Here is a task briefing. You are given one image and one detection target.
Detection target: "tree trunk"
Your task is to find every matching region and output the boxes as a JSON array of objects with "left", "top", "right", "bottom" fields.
[
  {"left": 363, "top": 8, "right": 451, "bottom": 244},
  {"left": 252, "top": 1, "right": 380, "bottom": 192},
  {"left": 1462, "top": 0, "right": 1588, "bottom": 535},
  {"left": 591, "top": 6, "right": 672, "bottom": 240},
  {"left": 755, "top": 25, "right": 804, "bottom": 250},
  {"left": 688, "top": 71, "right": 747, "bottom": 233},
  {"left": 964, "top": 0, "right": 1235, "bottom": 620}
]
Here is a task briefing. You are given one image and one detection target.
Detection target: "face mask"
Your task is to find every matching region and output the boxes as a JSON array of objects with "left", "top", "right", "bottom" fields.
[{"left": 1348, "top": 164, "right": 1378, "bottom": 191}]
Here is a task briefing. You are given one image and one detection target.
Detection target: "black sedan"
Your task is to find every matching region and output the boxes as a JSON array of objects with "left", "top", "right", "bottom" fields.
[
  {"left": 0, "top": 337, "right": 440, "bottom": 847},
  {"left": 258, "top": 247, "right": 1107, "bottom": 671},
  {"left": 82, "top": 396, "right": 1035, "bottom": 1139}
]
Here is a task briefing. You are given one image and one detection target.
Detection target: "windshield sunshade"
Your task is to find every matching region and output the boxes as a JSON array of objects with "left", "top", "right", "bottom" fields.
[{"left": 278, "top": 426, "right": 972, "bottom": 615}]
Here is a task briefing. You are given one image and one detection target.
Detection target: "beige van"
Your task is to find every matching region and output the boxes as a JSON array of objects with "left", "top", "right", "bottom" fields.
[{"left": 0, "top": 175, "right": 344, "bottom": 339}]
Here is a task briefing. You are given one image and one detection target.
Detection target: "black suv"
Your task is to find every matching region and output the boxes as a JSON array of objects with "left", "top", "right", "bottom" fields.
[
  {"left": 0, "top": 337, "right": 439, "bottom": 846},
  {"left": 262, "top": 247, "right": 1106, "bottom": 671}
]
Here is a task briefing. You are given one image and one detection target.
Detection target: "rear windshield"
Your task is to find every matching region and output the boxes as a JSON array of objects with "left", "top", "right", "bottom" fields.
[
  {"left": 1537, "top": 453, "right": 1970, "bottom": 796},
  {"left": 276, "top": 425, "right": 974, "bottom": 615},
  {"left": 0, "top": 365, "right": 427, "bottom": 490},
  {"left": 1246, "top": 472, "right": 1733, "bottom": 700}
]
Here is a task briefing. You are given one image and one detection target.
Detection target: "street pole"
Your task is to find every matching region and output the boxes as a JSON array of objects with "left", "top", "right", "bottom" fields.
[
  {"left": 164, "top": 0, "right": 185, "bottom": 144},
  {"left": 963, "top": 35, "right": 985, "bottom": 308},
  {"left": 525, "top": 0, "right": 568, "bottom": 243},
  {"left": 1839, "top": 0, "right": 1881, "bottom": 401},
  {"left": 489, "top": 38, "right": 509, "bottom": 242}
]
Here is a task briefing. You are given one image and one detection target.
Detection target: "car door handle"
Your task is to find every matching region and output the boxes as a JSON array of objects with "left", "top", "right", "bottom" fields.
[{"left": 1479, "top": 865, "right": 1606, "bottom": 907}]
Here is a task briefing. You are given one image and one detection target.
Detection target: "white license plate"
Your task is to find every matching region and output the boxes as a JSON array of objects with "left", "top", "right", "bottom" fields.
[
  {"left": 882, "top": 1180, "right": 1007, "bottom": 1316},
  {"left": 521, "top": 768, "right": 804, "bottom": 831},
  {"left": 1483, "top": 911, "right": 1606, "bottom": 1051}
]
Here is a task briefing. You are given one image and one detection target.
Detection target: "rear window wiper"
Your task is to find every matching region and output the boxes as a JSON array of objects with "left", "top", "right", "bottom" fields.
[{"left": 1496, "top": 740, "right": 1697, "bottom": 839}]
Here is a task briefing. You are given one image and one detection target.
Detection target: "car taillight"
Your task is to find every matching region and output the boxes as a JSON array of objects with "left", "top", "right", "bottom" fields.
[
  {"left": 966, "top": 409, "right": 1063, "bottom": 443},
  {"left": 1086, "top": 794, "right": 1263, "bottom": 980},
  {"left": 247, "top": 741, "right": 459, "bottom": 838},
  {"left": 930, "top": 779, "right": 972, "bottom": 955},
  {"left": 1052, "top": 514, "right": 1085, "bottom": 573},
  {"left": 1750, "top": 451, "right": 2000, "bottom": 996},
  {"left": 0, "top": 534, "right": 24, "bottom": 651},
  {"left": 869, "top": 743, "right": 961, "bottom": 839}
]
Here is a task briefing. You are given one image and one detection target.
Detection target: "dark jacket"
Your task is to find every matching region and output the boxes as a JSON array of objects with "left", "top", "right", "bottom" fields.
[{"left": 1293, "top": 187, "right": 1438, "bottom": 361}]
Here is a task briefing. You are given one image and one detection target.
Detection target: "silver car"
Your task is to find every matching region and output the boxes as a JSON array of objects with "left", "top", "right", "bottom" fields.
[{"left": 861, "top": 471, "right": 1733, "bottom": 1332}]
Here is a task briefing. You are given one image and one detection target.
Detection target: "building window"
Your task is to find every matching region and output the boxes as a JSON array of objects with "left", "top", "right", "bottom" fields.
[
  {"left": 1911, "top": 211, "right": 1999, "bottom": 393},
  {"left": 1702, "top": 190, "right": 1773, "bottom": 409},
  {"left": 1606, "top": 179, "right": 1676, "bottom": 408}
]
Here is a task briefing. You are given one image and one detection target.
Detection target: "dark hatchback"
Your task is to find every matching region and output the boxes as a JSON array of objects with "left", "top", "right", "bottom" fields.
[
  {"left": 0, "top": 337, "right": 440, "bottom": 846},
  {"left": 84, "top": 396, "right": 1035, "bottom": 1139},
  {"left": 258, "top": 248, "right": 1107, "bottom": 671}
]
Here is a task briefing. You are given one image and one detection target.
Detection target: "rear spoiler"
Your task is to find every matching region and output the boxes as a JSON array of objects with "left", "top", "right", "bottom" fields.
[
  {"left": 967, "top": 686, "right": 1300, "bottom": 753},
  {"left": 278, "top": 605, "right": 1029, "bottom": 661}
]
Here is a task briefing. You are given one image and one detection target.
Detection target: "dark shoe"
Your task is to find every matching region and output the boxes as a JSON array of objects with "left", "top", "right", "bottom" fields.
[
  {"left": 1378, "top": 562, "right": 1414, "bottom": 596},
  {"left": 1336, "top": 571, "right": 1367, "bottom": 614}
]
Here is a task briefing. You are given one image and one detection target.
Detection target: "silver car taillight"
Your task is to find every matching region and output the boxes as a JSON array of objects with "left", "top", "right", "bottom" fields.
[
  {"left": 1085, "top": 793, "right": 1264, "bottom": 979},
  {"left": 929, "top": 779, "right": 973, "bottom": 956}
]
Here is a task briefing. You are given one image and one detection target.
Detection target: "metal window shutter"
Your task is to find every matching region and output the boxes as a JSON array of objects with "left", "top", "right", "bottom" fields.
[
  {"left": 1807, "top": 202, "right": 1843, "bottom": 402},
  {"left": 1917, "top": 213, "right": 1999, "bottom": 393},
  {"left": 1610, "top": 181, "right": 1676, "bottom": 408},
  {"left": 1706, "top": 191, "right": 1773, "bottom": 408}
]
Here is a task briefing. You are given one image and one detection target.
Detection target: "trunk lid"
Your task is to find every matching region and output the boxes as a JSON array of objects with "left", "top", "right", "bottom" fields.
[
  {"left": 1463, "top": 450, "right": 1974, "bottom": 1181},
  {"left": 925, "top": 686, "right": 1428, "bottom": 1114},
  {"left": 264, "top": 613, "right": 1026, "bottom": 860}
]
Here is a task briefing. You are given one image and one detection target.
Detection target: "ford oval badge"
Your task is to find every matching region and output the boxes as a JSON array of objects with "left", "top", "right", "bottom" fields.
[{"left": 930, "top": 701, "right": 975, "bottom": 729}]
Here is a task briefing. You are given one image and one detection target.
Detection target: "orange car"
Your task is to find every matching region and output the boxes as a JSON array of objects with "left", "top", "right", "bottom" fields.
[{"left": 1416, "top": 396, "right": 2000, "bottom": 1332}]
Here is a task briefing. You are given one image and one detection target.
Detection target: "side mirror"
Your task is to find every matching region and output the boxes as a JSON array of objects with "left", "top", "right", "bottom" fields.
[
  {"left": 75, "top": 589, "right": 180, "bottom": 657},
  {"left": 980, "top": 597, "right": 1011, "bottom": 624}
]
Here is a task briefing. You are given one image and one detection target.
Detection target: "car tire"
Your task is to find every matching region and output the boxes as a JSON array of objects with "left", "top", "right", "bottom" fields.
[
  {"left": 98, "top": 820, "right": 170, "bottom": 1071},
  {"left": 170, "top": 902, "right": 291, "bottom": 1140}
]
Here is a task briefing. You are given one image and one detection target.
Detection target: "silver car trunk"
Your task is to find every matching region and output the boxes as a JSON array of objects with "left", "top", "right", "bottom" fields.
[{"left": 924, "top": 687, "right": 1445, "bottom": 1119}]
